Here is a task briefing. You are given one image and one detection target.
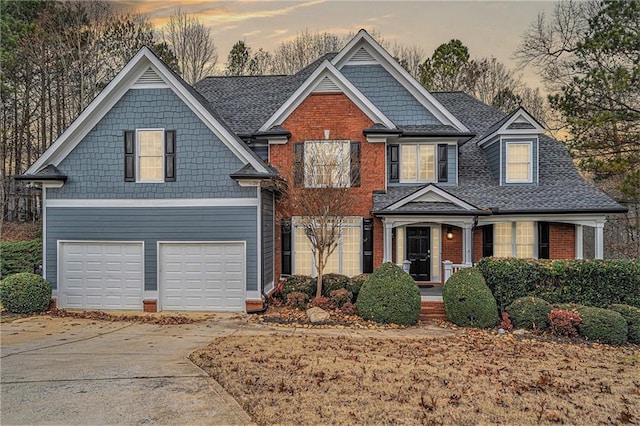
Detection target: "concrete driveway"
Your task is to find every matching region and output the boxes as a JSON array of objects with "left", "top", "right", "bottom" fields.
[{"left": 0, "top": 314, "right": 253, "bottom": 425}]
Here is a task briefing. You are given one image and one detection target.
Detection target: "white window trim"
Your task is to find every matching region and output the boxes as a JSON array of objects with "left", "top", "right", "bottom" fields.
[
  {"left": 292, "top": 216, "right": 363, "bottom": 276},
  {"left": 505, "top": 141, "right": 533, "bottom": 184},
  {"left": 136, "top": 128, "right": 165, "bottom": 183},
  {"left": 399, "top": 143, "right": 438, "bottom": 184},
  {"left": 303, "top": 140, "right": 351, "bottom": 188}
]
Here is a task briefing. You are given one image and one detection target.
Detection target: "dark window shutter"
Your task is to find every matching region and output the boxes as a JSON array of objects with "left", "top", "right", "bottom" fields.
[
  {"left": 350, "top": 141, "right": 361, "bottom": 187},
  {"left": 538, "top": 222, "right": 550, "bottom": 259},
  {"left": 164, "top": 130, "right": 176, "bottom": 182},
  {"left": 124, "top": 130, "right": 135, "bottom": 182},
  {"left": 437, "top": 144, "right": 448, "bottom": 182},
  {"left": 281, "top": 218, "right": 292, "bottom": 275},
  {"left": 388, "top": 144, "right": 399, "bottom": 183},
  {"left": 293, "top": 143, "right": 304, "bottom": 187},
  {"left": 363, "top": 218, "right": 374, "bottom": 273},
  {"left": 482, "top": 225, "right": 494, "bottom": 258}
]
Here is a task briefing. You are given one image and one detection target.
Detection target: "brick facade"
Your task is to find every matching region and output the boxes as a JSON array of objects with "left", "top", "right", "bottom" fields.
[
  {"left": 271, "top": 93, "right": 385, "bottom": 279},
  {"left": 549, "top": 223, "right": 576, "bottom": 259},
  {"left": 441, "top": 226, "right": 463, "bottom": 264}
]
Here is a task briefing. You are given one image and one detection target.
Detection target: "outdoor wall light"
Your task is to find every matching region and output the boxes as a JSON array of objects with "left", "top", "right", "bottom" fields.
[{"left": 446, "top": 227, "right": 454, "bottom": 240}]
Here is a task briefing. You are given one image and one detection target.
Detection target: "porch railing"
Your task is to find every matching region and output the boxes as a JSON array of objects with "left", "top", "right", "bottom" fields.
[{"left": 442, "top": 260, "right": 472, "bottom": 283}]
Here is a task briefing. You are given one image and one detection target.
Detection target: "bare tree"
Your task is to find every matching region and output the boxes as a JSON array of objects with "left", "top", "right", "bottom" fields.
[
  {"left": 163, "top": 8, "right": 218, "bottom": 84},
  {"left": 514, "top": 0, "right": 598, "bottom": 92},
  {"left": 270, "top": 30, "right": 344, "bottom": 75},
  {"left": 278, "top": 141, "right": 359, "bottom": 298},
  {"left": 390, "top": 42, "right": 425, "bottom": 80}
]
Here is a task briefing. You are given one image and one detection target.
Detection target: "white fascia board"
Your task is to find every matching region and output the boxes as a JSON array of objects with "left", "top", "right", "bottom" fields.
[
  {"left": 476, "top": 214, "right": 607, "bottom": 227},
  {"left": 386, "top": 184, "right": 478, "bottom": 211},
  {"left": 46, "top": 198, "right": 259, "bottom": 208},
  {"left": 478, "top": 108, "right": 545, "bottom": 147},
  {"left": 259, "top": 61, "right": 395, "bottom": 131},
  {"left": 332, "top": 31, "right": 469, "bottom": 133},
  {"left": 27, "top": 47, "right": 267, "bottom": 175}
]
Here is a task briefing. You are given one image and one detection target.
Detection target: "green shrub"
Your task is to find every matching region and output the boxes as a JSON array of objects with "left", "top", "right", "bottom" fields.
[
  {"left": 0, "top": 239, "right": 42, "bottom": 277},
  {"left": 505, "top": 297, "right": 553, "bottom": 331},
  {"left": 346, "top": 274, "right": 368, "bottom": 302},
  {"left": 281, "top": 275, "right": 315, "bottom": 299},
  {"left": 575, "top": 306, "right": 628, "bottom": 346},
  {"left": 477, "top": 258, "right": 640, "bottom": 309},
  {"left": 321, "top": 273, "right": 349, "bottom": 297},
  {"left": 609, "top": 304, "right": 640, "bottom": 344},
  {"left": 0, "top": 272, "right": 52, "bottom": 314},
  {"left": 443, "top": 268, "right": 499, "bottom": 328},
  {"left": 357, "top": 262, "right": 421, "bottom": 326},
  {"left": 285, "top": 291, "right": 309, "bottom": 310}
]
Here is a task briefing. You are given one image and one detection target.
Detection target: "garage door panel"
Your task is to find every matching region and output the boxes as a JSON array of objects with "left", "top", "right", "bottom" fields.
[
  {"left": 60, "top": 242, "right": 143, "bottom": 310},
  {"left": 160, "top": 243, "right": 245, "bottom": 311}
]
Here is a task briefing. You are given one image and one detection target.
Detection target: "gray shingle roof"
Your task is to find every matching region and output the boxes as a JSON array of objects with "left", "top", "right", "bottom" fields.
[
  {"left": 194, "top": 53, "right": 337, "bottom": 135},
  {"left": 15, "top": 164, "right": 67, "bottom": 181},
  {"left": 372, "top": 92, "right": 624, "bottom": 214}
]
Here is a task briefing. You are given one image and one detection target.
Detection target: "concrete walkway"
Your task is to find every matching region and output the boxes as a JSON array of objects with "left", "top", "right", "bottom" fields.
[{"left": 1, "top": 314, "right": 253, "bottom": 425}]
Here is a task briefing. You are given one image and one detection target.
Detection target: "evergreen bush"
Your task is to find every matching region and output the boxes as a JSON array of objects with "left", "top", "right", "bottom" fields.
[
  {"left": 505, "top": 297, "right": 553, "bottom": 331},
  {"left": 609, "top": 304, "right": 640, "bottom": 344},
  {"left": 443, "top": 268, "right": 499, "bottom": 328},
  {"left": 357, "top": 262, "right": 421, "bottom": 325},
  {"left": 0, "top": 272, "right": 52, "bottom": 314},
  {"left": 281, "top": 275, "right": 315, "bottom": 299}
]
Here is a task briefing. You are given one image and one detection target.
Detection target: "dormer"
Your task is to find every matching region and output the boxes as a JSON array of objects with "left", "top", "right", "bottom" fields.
[{"left": 477, "top": 107, "right": 545, "bottom": 186}]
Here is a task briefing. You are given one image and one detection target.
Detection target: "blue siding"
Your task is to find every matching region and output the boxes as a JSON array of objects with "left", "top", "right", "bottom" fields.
[
  {"left": 50, "top": 88, "right": 254, "bottom": 199},
  {"left": 341, "top": 65, "right": 441, "bottom": 126},
  {"left": 261, "top": 190, "right": 274, "bottom": 288},
  {"left": 485, "top": 141, "right": 500, "bottom": 180},
  {"left": 46, "top": 206, "right": 258, "bottom": 292},
  {"left": 446, "top": 144, "right": 457, "bottom": 186},
  {"left": 501, "top": 138, "right": 538, "bottom": 185}
]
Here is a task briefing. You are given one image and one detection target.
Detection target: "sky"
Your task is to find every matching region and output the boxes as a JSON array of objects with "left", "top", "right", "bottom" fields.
[{"left": 112, "top": 0, "right": 557, "bottom": 90}]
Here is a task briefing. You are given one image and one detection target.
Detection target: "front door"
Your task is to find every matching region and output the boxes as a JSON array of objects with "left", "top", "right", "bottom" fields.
[{"left": 407, "top": 227, "right": 431, "bottom": 281}]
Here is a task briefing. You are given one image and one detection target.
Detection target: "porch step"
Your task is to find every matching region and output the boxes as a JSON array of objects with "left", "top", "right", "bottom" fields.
[{"left": 420, "top": 301, "right": 446, "bottom": 321}]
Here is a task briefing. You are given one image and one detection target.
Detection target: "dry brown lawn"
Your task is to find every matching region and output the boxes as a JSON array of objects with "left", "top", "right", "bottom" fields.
[{"left": 191, "top": 329, "right": 640, "bottom": 425}]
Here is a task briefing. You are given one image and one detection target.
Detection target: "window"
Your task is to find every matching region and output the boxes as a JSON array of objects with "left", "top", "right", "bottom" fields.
[
  {"left": 138, "top": 129, "right": 164, "bottom": 182},
  {"left": 492, "top": 221, "right": 536, "bottom": 258},
  {"left": 292, "top": 217, "right": 362, "bottom": 276},
  {"left": 304, "top": 140, "right": 350, "bottom": 187},
  {"left": 124, "top": 129, "right": 176, "bottom": 183},
  {"left": 401, "top": 144, "right": 435, "bottom": 182},
  {"left": 506, "top": 142, "right": 532, "bottom": 183}
]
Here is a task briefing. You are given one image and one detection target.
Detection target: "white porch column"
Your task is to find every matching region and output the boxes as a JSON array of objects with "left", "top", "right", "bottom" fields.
[
  {"left": 463, "top": 223, "right": 473, "bottom": 265},
  {"left": 595, "top": 221, "right": 605, "bottom": 259},
  {"left": 575, "top": 224, "right": 584, "bottom": 260},
  {"left": 383, "top": 220, "right": 393, "bottom": 262}
]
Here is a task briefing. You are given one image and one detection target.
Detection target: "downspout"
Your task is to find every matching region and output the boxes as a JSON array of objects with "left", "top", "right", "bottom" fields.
[{"left": 246, "top": 290, "right": 269, "bottom": 314}]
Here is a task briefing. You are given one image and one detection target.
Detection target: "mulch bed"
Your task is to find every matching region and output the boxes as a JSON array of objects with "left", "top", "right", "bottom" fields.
[{"left": 45, "top": 309, "right": 209, "bottom": 325}]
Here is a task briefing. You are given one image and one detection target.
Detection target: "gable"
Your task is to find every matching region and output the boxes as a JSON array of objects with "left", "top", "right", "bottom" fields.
[
  {"left": 259, "top": 61, "right": 394, "bottom": 131},
  {"left": 332, "top": 31, "right": 469, "bottom": 132},
  {"left": 48, "top": 88, "right": 255, "bottom": 200},
  {"left": 341, "top": 64, "right": 441, "bottom": 126},
  {"left": 26, "top": 47, "right": 266, "bottom": 176}
]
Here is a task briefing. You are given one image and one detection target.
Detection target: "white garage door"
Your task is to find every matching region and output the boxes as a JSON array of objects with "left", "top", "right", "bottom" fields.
[
  {"left": 59, "top": 242, "right": 144, "bottom": 310},
  {"left": 159, "top": 242, "right": 245, "bottom": 311}
]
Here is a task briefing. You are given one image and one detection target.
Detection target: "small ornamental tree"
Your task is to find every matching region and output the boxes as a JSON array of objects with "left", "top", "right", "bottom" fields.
[{"left": 278, "top": 141, "right": 360, "bottom": 298}]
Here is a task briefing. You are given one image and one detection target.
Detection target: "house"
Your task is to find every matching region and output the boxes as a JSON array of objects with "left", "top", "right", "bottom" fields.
[{"left": 17, "top": 30, "right": 625, "bottom": 312}]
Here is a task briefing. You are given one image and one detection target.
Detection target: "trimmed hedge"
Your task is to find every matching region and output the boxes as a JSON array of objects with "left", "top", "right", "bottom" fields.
[
  {"left": 0, "top": 272, "right": 52, "bottom": 314},
  {"left": 357, "top": 262, "right": 421, "bottom": 326},
  {"left": 1, "top": 239, "right": 42, "bottom": 277},
  {"left": 443, "top": 267, "right": 499, "bottom": 328},
  {"left": 609, "top": 304, "right": 640, "bottom": 344},
  {"left": 477, "top": 258, "right": 640, "bottom": 310},
  {"left": 505, "top": 297, "right": 553, "bottom": 331},
  {"left": 281, "top": 275, "right": 315, "bottom": 299}
]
